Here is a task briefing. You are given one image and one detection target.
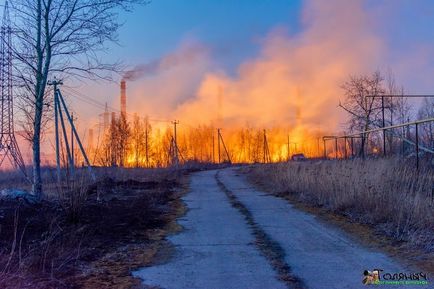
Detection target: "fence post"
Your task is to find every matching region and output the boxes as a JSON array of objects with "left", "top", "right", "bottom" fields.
[
  {"left": 323, "top": 139, "right": 326, "bottom": 159},
  {"left": 335, "top": 137, "right": 338, "bottom": 159},
  {"left": 344, "top": 137, "right": 347, "bottom": 159},
  {"left": 351, "top": 137, "right": 354, "bottom": 158},
  {"left": 415, "top": 123, "right": 419, "bottom": 170}
]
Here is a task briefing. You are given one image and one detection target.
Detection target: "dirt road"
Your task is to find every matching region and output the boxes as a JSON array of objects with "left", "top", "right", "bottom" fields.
[{"left": 133, "top": 168, "right": 428, "bottom": 289}]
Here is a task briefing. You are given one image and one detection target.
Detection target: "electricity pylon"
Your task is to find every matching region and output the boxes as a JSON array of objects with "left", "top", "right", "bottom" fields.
[{"left": 0, "top": 1, "right": 27, "bottom": 177}]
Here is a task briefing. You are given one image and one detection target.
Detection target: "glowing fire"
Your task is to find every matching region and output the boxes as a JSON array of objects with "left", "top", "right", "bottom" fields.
[{"left": 87, "top": 123, "right": 325, "bottom": 168}]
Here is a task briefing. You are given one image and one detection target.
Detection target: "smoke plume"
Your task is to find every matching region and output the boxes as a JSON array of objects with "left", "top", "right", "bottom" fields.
[
  {"left": 123, "top": 42, "right": 210, "bottom": 81},
  {"left": 127, "top": 0, "right": 387, "bottom": 146},
  {"left": 172, "top": 0, "right": 382, "bottom": 132}
]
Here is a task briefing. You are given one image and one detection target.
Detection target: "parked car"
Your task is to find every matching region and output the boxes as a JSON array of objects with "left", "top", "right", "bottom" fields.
[{"left": 291, "top": 153, "right": 306, "bottom": 161}]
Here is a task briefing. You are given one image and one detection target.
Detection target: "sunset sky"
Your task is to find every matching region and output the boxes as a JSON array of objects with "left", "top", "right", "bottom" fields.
[
  {"left": 73, "top": 0, "right": 434, "bottom": 127},
  {"left": 10, "top": 0, "right": 434, "bottom": 160}
]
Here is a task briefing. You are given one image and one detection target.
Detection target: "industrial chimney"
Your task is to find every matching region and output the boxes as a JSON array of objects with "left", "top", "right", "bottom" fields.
[{"left": 120, "top": 79, "right": 126, "bottom": 118}]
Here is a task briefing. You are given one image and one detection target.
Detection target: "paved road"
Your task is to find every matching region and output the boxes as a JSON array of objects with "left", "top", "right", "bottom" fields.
[
  {"left": 134, "top": 168, "right": 427, "bottom": 289},
  {"left": 133, "top": 170, "right": 286, "bottom": 289}
]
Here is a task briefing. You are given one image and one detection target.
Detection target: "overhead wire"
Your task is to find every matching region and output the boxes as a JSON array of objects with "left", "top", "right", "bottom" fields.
[{"left": 62, "top": 86, "right": 172, "bottom": 123}]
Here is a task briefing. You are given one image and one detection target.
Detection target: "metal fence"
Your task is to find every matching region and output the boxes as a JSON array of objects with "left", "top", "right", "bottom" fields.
[{"left": 323, "top": 117, "right": 434, "bottom": 169}]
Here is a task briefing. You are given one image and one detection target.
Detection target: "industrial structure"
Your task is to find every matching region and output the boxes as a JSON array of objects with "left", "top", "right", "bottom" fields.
[
  {"left": 120, "top": 79, "right": 127, "bottom": 118},
  {"left": 0, "top": 1, "right": 26, "bottom": 177}
]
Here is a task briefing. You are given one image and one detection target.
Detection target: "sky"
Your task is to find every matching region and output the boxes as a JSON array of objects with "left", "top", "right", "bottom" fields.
[
  {"left": 73, "top": 0, "right": 304, "bottom": 123},
  {"left": 8, "top": 0, "right": 434, "bottom": 162},
  {"left": 112, "top": 0, "right": 303, "bottom": 71},
  {"left": 71, "top": 0, "right": 434, "bottom": 129}
]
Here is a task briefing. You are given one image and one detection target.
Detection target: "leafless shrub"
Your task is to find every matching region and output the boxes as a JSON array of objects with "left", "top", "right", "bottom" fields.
[{"left": 56, "top": 173, "right": 92, "bottom": 223}]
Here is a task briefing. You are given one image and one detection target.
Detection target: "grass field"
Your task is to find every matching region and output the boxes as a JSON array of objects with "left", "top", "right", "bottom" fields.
[
  {"left": 0, "top": 167, "right": 188, "bottom": 289},
  {"left": 247, "top": 159, "right": 434, "bottom": 254}
]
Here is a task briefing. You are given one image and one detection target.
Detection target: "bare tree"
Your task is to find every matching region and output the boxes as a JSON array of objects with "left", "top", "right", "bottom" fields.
[
  {"left": 383, "top": 71, "right": 413, "bottom": 153},
  {"left": 117, "top": 114, "right": 130, "bottom": 167},
  {"left": 131, "top": 114, "right": 143, "bottom": 167},
  {"left": 143, "top": 116, "right": 152, "bottom": 167},
  {"left": 9, "top": 0, "right": 146, "bottom": 198},
  {"left": 339, "top": 71, "right": 385, "bottom": 156}
]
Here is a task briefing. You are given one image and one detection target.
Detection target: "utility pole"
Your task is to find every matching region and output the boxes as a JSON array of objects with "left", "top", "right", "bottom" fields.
[
  {"left": 415, "top": 123, "right": 419, "bottom": 170},
  {"left": 48, "top": 78, "right": 63, "bottom": 182},
  {"left": 58, "top": 88, "right": 95, "bottom": 180},
  {"left": 48, "top": 79, "right": 95, "bottom": 182},
  {"left": 71, "top": 112, "right": 75, "bottom": 169},
  {"left": 263, "top": 129, "right": 271, "bottom": 163},
  {"left": 381, "top": 96, "right": 386, "bottom": 156},
  {"left": 212, "top": 129, "right": 215, "bottom": 163},
  {"left": 263, "top": 130, "right": 266, "bottom": 163},
  {"left": 172, "top": 120, "right": 179, "bottom": 166},
  {"left": 323, "top": 138, "right": 326, "bottom": 159},
  {"left": 217, "top": 128, "right": 231, "bottom": 164},
  {"left": 344, "top": 137, "right": 347, "bottom": 159},
  {"left": 145, "top": 122, "right": 149, "bottom": 168},
  {"left": 335, "top": 137, "right": 338, "bottom": 159},
  {"left": 351, "top": 137, "right": 354, "bottom": 158},
  {"left": 287, "top": 134, "right": 290, "bottom": 161},
  {"left": 217, "top": 128, "right": 221, "bottom": 163}
]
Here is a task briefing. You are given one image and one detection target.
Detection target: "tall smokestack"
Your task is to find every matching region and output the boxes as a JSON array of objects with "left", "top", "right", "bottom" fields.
[{"left": 120, "top": 79, "right": 126, "bottom": 118}]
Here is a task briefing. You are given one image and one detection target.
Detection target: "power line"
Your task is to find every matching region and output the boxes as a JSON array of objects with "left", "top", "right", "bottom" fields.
[{"left": 62, "top": 87, "right": 171, "bottom": 123}]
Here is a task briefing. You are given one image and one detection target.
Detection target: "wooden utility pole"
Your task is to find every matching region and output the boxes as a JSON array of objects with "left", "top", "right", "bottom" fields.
[
  {"left": 335, "top": 137, "right": 338, "bottom": 159},
  {"left": 351, "top": 137, "right": 354, "bottom": 157},
  {"left": 344, "top": 137, "right": 347, "bottom": 159},
  {"left": 58, "top": 89, "right": 95, "bottom": 180},
  {"left": 145, "top": 122, "right": 149, "bottom": 167},
  {"left": 49, "top": 78, "right": 95, "bottom": 183},
  {"left": 48, "top": 78, "right": 63, "bottom": 182},
  {"left": 217, "top": 128, "right": 231, "bottom": 164},
  {"left": 323, "top": 138, "right": 326, "bottom": 159},
  {"left": 71, "top": 112, "right": 75, "bottom": 169},
  {"left": 217, "top": 128, "right": 221, "bottom": 163},
  {"left": 172, "top": 120, "right": 179, "bottom": 166},
  {"left": 381, "top": 96, "right": 386, "bottom": 156},
  {"left": 287, "top": 134, "right": 290, "bottom": 161},
  {"left": 263, "top": 130, "right": 266, "bottom": 163},
  {"left": 212, "top": 129, "right": 215, "bottom": 163},
  {"left": 415, "top": 123, "right": 419, "bottom": 170},
  {"left": 263, "top": 129, "right": 271, "bottom": 163}
]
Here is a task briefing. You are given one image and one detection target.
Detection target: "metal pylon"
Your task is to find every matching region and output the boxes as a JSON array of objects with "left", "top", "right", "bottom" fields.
[{"left": 0, "top": 1, "right": 26, "bottom": 177}]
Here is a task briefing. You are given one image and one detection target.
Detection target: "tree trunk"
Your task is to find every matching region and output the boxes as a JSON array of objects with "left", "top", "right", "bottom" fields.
[{"left": 32, "top": 99, "right": 43, "bottom": 198}]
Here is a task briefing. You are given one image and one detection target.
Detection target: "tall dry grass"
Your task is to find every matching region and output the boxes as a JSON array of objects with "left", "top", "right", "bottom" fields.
[
  {"left": 250, "top": 159, "right": 434, "bottom": 252},
  {"left": 0, "top": 166, "right": 184, "bottom": 288}
]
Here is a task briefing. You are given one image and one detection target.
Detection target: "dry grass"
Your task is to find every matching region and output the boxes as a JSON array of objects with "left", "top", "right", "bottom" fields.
[
  {"left": 0, "top": 166, "right": 186, "bottom": 289},
  {"left": 248, "top": 159, "right": 434, "bottom": 253}
]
